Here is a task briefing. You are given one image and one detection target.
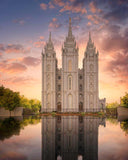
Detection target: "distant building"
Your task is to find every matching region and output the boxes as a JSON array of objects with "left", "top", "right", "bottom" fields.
[{"left": 41, "top": 18, "right": 106, "bottom": 112}]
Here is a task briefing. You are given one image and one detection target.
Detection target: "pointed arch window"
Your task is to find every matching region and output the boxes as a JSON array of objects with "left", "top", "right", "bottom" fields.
[{"left": 68, "top": 75, "right": 72, "bottom": 90}]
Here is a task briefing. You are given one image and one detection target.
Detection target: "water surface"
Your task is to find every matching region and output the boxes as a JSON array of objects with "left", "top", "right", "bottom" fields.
[{"left": 0, "top": 116, "right": 128, "bottom": 160}]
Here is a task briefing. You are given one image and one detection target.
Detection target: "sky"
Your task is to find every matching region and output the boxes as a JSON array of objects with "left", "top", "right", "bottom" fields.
[{"left": 0, "top": 0, "right": 128, "bottom": 103}]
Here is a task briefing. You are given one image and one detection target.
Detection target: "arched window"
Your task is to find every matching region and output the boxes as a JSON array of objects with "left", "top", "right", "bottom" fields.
[
  {"left": 68, "top": 60, "right": 72, "bottom": 71},
  {"left": 68, "top": 76, "right": 72, "bottom": 90},
  {"left": 79, "top": 85, "right": 82, "bottom": 91},
  {"left": 58, "top": 85, "right": 61, "bottom": 91}
]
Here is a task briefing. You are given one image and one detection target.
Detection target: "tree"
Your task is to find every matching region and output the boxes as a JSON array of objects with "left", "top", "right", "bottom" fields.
[
  {"left": 120, "top": 93, "right": 128, "bottom": 108},
  {"left": 0, "top": 86, "right": 20, "bottom": 116},
  {"left": 106, "top": 102, "right": 119, "bottom": 109}
]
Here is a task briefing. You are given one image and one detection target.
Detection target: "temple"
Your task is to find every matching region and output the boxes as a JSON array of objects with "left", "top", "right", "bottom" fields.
[{"left": 41, "top": 18, "right": 106, "bottom": 112}]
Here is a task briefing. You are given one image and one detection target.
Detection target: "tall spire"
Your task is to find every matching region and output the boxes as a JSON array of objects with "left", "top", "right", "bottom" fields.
[
  {"left": 49, "top": 31, "right": 52, "bottom": 43},
  {"left": 68, "top": 17, "right": 72, "bottom": 37},
  {"left": 89, "top": 31, "right": 92, "bottom": 43}
]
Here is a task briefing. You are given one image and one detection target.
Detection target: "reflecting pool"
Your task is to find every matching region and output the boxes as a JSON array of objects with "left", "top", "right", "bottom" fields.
[{"left": 0, "top": 116, "right": 128, "bottom": 160}]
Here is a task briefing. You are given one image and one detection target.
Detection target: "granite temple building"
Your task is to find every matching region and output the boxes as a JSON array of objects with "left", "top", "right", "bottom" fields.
[{"left": 41, "top": 18, "right": 106, "bottom": 112}]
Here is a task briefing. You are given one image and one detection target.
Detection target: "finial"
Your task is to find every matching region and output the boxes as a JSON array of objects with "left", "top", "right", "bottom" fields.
[
  {"left": 68, "top": 17, "right": 72, "bottom": 37},
  {"left": 49, "top": 31, "right": 52, "bottom": 42}
]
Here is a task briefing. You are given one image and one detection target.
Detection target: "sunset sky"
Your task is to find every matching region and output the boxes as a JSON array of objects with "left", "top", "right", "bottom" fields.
[{"left": 0, "top": 0, "right": 128, "bottom": 103}]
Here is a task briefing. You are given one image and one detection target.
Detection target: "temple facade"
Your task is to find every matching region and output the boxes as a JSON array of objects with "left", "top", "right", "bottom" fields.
[{"left": 41, "top": 18, "right": 106, "bottom": 112}]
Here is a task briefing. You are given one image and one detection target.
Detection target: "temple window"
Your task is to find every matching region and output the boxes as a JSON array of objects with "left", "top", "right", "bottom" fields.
[{"left": 68, "top": 76, "right": 72, "bottom": 90}]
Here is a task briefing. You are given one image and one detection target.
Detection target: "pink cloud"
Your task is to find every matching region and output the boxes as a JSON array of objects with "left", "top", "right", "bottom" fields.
[
  {"left": 87, "top": 14, "right": 108, "bottom": 25},
  {"left": 33, "top": 41, "right": 45, "bottom": 48},
  {"left": 40, "top": 3, "right": 47, "bottom": 10},
  {"left": 89, "top": 2, "right": 101, "bottom": 13},
  {"left": 53, "top": 0, "right": 65, "bottom": 7},
  {"left": 0, "top": 62, "right": 27, "bottom": 74},
  {"left": 49, "top": 18, "right": 62, "bottom": 30},
  {"left": 59, "top": 2, "right": 87, "bottom": 14},
  {"left": 39, "top": 36, "right": 44, "bottom": 40},
  {"left": 48, "top": 2, "right": 55, "bottom": 9},
  {"left": 0, "top": 44, "right": 31, "bottom": 54},
  {"left": 1, "top": 76, "right": 39, "bottom": 86},
  {"left": 21, "top": 56, "right": 41, "bottom": 66}
]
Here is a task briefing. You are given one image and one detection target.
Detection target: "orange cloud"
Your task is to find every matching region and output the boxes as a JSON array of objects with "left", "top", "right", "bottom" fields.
[
  {"left": 0, "top": 44, "right": 31, "bottom": 54},
  {"left": 0, "top": 62, "right": 27, "bottom": 74},
  {"left": 33, "top": 41, "right": 45, "bottom": 48},
  {"left": 53, "top": 0, "right": 65, "bottom": 7},
  {"left": 48, "top": 1, "right": 55, "bottom": 9},
  {"left": 89, "top": 2, "right": 101, "bottom": 13},
  {"left": 40, "top": 3, "right": 47, "bottom": 10},
  {"left": 87, "top": 22, "right": 92, "bottom": 26},
  {"left": 49, "top": 18, "right": 62, "bottom": 30},
  {"left": 87, "top": 14, "right": 108, "bottom": 25},
  {"left": 39, "top": 36, "right": 44, "bottom": 40},
  {"left": 59, "top": 2, "right": 87, "bottom": 14},
  {"left": 21, "top": 56, "right": 41, "bottom": 66}
]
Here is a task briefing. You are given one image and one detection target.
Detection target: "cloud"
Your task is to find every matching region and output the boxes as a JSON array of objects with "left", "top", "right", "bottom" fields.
[
  {"left": 49, "top": 18, "right": 62, "bottom": 30},
  {"left": 33, "top": 41, "right": 45, "bottom": 48},
  {"left": 87, "top": 14, "right": 108, "bottom": 25},
  {"left": 0, "top": 52, "right": 2, "bottom": 58},
  {"left": 0, "top": 62, "right": 27, "bottom": 74},
  {"left": 104, "top": 4, "right": 128, "bottom": 22},
  {"left": 21, "top": 56, "right": 41, "bottom": 66},
  {"left": 0, "top": 44, "right": 31, "bottom": 54},
  {"left": 106, "top": 52, "right": 128, "bottom": 78},
  {"left": 59, "top": 2, "right": 87, "bottom": 14},
  {"left": 53, "top": 0, "right": 65, "bottom": 7},
  {"left": 13, "top": 19, "right": 25, "bottom": 25},
  {"left": 40, "top": 3, "right": 47, "bottom": 10},
  {"left": 89, "top": 1, "right": 101, "bottom": 13},
  {"left": 0, "top": 44, "right": 4, "bottom": 51},
  {"left": 99, "top": 26, "right": 128, "bottom": 52},
  {"left": 48, "top": 1, "right": 55, "bottom": 9},
  {"left": 39, "top": 36, "right": 44, "bottom": 40},
  {"left": 1, "top": 76, "right": 39, "bottom": 86}
]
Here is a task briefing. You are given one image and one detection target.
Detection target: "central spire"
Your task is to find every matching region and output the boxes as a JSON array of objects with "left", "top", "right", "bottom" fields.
[
  {"left": 68, "top": 17, "right": 72, "bottom": 37},
  {"left": 89, "top": 31, "right": 92, "bottom": 43},
  {"left": 49, "top": 31, "right": 52, "bottom": 43}
]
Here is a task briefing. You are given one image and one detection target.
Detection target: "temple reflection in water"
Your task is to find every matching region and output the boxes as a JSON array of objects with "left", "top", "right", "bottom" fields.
[{"left": 42, "top": 116, "right": 105, "bottom": 160}]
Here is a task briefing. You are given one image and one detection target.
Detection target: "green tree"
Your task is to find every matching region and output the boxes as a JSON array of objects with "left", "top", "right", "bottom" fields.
[
  {"left": 106, "top": 102, "right": 119, "bottom": 109},
  {"left": 0, "top": 86, "right": 20, "bottom": 116},
  {"left": 120, "top": 92, "right": 128, "bottom": 108}
]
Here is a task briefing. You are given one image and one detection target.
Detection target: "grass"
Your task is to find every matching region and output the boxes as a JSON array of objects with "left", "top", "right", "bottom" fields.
[{"left": 40, "top": 111, "right": 106, "bottom": 117}]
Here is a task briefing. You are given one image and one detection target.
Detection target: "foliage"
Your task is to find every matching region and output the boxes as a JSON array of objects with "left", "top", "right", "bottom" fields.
[
  {"left": 0, "top": 85, "right": 41, "bottom": 113},
  {"left": 120, "top": 92, "right": 128, "bottom": 108},
  {"left": 106, "top": 102, "right": 119, "bottom": 109},
  {"left": 0, "top": 86, "right": 20, "bottom": 113},
  {"left": 120, "top": 120, "right": 128, "bottom": 135},
  {"left": 0, "top": 117, "right": 21, "bottom": 141},
  {"left": 20, "top": 95, "right": 41, "bottom": 113},
  {"left": 0, "top": 116, "right": 41, "bottom": 141}
]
